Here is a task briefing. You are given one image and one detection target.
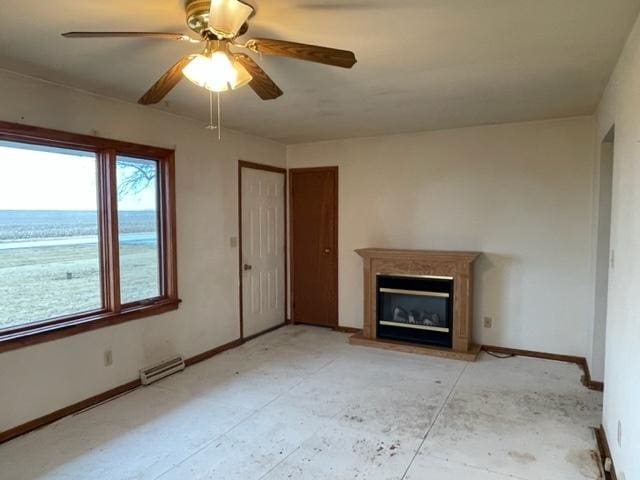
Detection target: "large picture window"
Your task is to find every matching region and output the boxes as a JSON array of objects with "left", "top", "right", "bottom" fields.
[{"left": 0, "top": 122, "right": 178, "bottom": 352}]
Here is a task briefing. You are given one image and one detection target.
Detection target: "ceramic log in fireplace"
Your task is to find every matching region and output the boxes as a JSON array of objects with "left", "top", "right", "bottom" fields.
[{"left": 350, "top": 248, "right": 482, "bottom": 361}]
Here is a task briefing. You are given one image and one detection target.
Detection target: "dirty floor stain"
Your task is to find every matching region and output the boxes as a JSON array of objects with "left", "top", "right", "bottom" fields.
[{"left": 509, "top": 451, "right": 537, "bottom": 464}]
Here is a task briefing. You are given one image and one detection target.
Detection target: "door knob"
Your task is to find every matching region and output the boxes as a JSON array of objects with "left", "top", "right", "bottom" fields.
[
  {"left": 243, "top": 264, "right": 252, "bottom": 271},
  {"left": 323, "top": 248, "right": 332, "bottom": 255}
]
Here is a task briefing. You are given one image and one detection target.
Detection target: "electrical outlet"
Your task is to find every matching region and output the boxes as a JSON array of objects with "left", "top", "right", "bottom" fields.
[
  {"left": 230, "top": 236, "right": 238, "bottom": 248},
  {"left": 618, "top": 420, "right": 623, "bottom": 448},
  {"left": 483, "top": 317, "right": 493, "bottom": 328},
  {"left": 104, "top": 349, "right": 113, "bottom": 367}
]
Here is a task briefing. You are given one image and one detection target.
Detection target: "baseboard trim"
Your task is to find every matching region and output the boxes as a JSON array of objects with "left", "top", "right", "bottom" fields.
[
  {"left": 594, "top": 425, "right": 617, "bottom": 480},
  {"left": 334, "top": 326, "right": 363, "bottom": 334},
  {"left": 481, "top": 345, "right": 604, "bottom": 391},
  {"left": 0, "top": 330, "right": 274, "bottom": 445},
  {"left": 578, "top": 358, "right": 605, "bottom": 392},
  {"left": 184, "top": 338, "right": 244, "bottom": 366},
  {"left": 242, "top": 322, "right": 288, "bottom": 342},
  {"left": 586, "top": 379, "right": 605, "bottom": 392},
  {"left": 481, "top": 344, "right": 584, "bottom": 363},
  {"left": 0, "top": 379, "right": 141, "bottom": 444}
]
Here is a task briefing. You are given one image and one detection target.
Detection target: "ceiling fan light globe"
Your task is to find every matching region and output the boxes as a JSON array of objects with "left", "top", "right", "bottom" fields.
[
  {"left": 208, "top": 0, "right": 254, "bottom": 38},
  {"left": 229, "top": 60, "right": 253, "bottom": 90},
  {"left": 183, "top": 52, "right": 232, "bottom": 92},
  {"left": 182, "top": 51, "right": 253, "bottom": 93}
]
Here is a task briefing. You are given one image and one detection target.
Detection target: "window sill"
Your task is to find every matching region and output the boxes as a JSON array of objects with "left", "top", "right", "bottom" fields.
[{"left": 0, "top": 299, "right": 180, "bottom": 354}]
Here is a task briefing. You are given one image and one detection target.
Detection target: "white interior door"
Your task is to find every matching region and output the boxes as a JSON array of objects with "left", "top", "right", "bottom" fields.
[{"left": 241, "top": 167, "right": 286, "bottom": 338}]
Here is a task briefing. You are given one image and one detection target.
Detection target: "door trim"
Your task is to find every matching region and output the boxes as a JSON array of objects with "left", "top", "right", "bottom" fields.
[
  {"left": 289, "top": 166, "right": 339, "bottom": 327},
  {"left": 238, "top": 160, "right": 288, "bottom": 340}
]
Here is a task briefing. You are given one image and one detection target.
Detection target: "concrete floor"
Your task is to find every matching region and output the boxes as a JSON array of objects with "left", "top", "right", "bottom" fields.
[{"left": 0, "top": 325, "right": 603, "bottom": 480}]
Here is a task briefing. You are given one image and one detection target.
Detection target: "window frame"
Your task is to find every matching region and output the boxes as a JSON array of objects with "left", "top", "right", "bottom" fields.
[{"left": 0, "top": 121, "right": 179, "bottom": 353}]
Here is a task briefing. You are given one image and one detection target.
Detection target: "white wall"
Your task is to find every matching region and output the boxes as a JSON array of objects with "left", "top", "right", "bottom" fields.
[
  {"left": 287, "top": 117, "right": 597, "bottom": 357},
  {"left": 595, "top": 13, "right": 640, "bottom": 480},
  {"left": 0, "top": 69, "right": 286, "bottom": 433}
]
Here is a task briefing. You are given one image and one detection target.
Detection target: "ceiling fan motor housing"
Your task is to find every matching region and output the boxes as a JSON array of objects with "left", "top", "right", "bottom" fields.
[
  {"left": 185, "top": 0, "right": 253, "bottom": 38},
  {"left": 185, "top": 0, "right": 213, "bottom": 35}
]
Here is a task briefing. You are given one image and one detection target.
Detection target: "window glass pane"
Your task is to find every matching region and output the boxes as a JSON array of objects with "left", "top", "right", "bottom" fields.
[
  {"left": 0, "top": 141, "right": 101, "bottom": 329},
  {"left": 116, "top": 156, "right": 160, "bottom": 304}
]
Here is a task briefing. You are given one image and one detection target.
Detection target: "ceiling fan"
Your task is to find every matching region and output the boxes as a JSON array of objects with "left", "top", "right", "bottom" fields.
[{"left": 62, "top": 0, "right": 358, "bottom": 106}]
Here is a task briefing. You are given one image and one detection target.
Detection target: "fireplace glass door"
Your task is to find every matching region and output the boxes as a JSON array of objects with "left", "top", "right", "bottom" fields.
[{"left": 376, "top": 274, "right": 453, "bottom": 348}]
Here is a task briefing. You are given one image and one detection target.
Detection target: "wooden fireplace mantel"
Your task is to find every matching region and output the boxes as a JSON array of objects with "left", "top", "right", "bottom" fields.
[{"left": 350, "top": 248, "right": 482, "bottom": 361}]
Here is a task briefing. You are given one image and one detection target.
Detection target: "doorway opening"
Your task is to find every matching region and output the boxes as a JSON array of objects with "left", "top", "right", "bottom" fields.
[{"left": 592, "top": 126, "right": 615, "bottom": 384}]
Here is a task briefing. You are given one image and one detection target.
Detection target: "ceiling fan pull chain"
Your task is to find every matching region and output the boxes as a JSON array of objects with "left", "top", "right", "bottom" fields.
[
  {"left": 206, "top": 90, "right": 215, "bottom": 130},
  {"left": 217, "top": 91, "right": 222, "bottom": 141},
  {"left": 204, "top": 90, "right": 222, "bottom": 141}
]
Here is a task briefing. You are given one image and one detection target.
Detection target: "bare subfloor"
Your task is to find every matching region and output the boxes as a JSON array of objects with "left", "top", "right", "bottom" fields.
[{"left": 1, "top": 326, "right": 603, "bottom": 479}]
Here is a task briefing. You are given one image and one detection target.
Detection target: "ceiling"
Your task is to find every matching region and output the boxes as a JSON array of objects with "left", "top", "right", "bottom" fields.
[{"left": 0, "top": 0, "right": 638, "bottom": 144}]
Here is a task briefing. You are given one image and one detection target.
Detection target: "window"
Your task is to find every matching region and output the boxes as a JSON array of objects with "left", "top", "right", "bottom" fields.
[
  {"left": 0, "top": 143, "right": 102, "bottom": 326},
  {"left": 0, "top": 122, "right": 178, "bottom": 352},
  {"left": 117, "top": 156, "right": 161, "bottom": 304}
]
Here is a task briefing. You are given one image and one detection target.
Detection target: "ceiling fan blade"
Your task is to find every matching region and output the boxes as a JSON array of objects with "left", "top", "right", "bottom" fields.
[
  {"left": 62, "top": 32, "right": 191, "bottom": 41},
  {"left": 209, "top": 0, "right": 254, "bottom": 38},
  {"left": 247, "top": 38, "right": 357, "bottom": 68},
  {"left": 233, "top": 54, "right": 283, "bottom": 100},
  {"left": 138, "top": 56, "right": 193, "bottom": 105}
]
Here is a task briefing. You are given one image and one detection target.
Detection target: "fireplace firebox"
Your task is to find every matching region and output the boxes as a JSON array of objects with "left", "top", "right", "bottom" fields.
[{"left": 376, "top": 274, "right": 453, "bottom": 348}]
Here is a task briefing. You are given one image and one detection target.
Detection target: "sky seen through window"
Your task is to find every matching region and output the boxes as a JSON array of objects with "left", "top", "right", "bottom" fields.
[{"left": 0, "top": 143, "right": 155, "bottom": 211}]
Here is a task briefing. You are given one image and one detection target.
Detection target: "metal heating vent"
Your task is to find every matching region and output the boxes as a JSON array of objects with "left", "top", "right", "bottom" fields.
[{"left": 140, "top": 356, "right": 185, "bottom": 385}]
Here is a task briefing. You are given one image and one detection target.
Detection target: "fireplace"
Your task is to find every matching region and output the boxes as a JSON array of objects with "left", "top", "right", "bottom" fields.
[
  {"left": 377, "top": 274, "right": 453, "bottom": 348},
  {"left": 352, "top": 248, "right": 481, "bottom": 361}
]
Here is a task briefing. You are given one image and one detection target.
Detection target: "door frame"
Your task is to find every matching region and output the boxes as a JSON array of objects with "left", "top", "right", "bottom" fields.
[
  {"left": 238, "top": 160, "right": 288, "bottom": 341},
  {"left": 289, "top": 166, "right": 339, "bottom": 327}
]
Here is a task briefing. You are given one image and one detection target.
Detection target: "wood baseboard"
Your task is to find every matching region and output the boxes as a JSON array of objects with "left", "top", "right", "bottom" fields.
[
  {"left": 184, "top": 338, "right": 244, "bottom": 366},
  {"left": 481, "top": 344, "right": 584, "bottom": 363},
  {"left": 334, "top": 326, "right": 362, "bottom": 334},
  {"left": 242, "top": 322, "right": 288, "bottom": 342},
  {"left": 481, "top": 345, "right": 604, "bottom": 392},
  {"left": 0, "top": 379, "right": 141, "bottom": 444},
  {"left": 350, "top": 333, "right": 481, "bottom": 362},
  {"left": 594, "top": 425, "right": 617, "bottom": 480},
  {"left": 0, "top": 329, "right": 274, "bottom": 445},
  {"left": 578, "top": 358, "right": 605, "bottom": 392},
  {"left": 586, "top": 379, "right": 605, "bottom": 392}
]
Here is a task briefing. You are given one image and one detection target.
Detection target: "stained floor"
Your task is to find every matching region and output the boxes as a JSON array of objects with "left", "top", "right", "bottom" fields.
[{"left": 0, "top": 325, "right": 604, "bottom": 479}]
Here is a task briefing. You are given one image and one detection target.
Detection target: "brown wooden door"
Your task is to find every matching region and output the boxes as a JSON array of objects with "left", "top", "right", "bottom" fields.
[{"left": 290, "top": 167, "right": 338, "bottom": 327}]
